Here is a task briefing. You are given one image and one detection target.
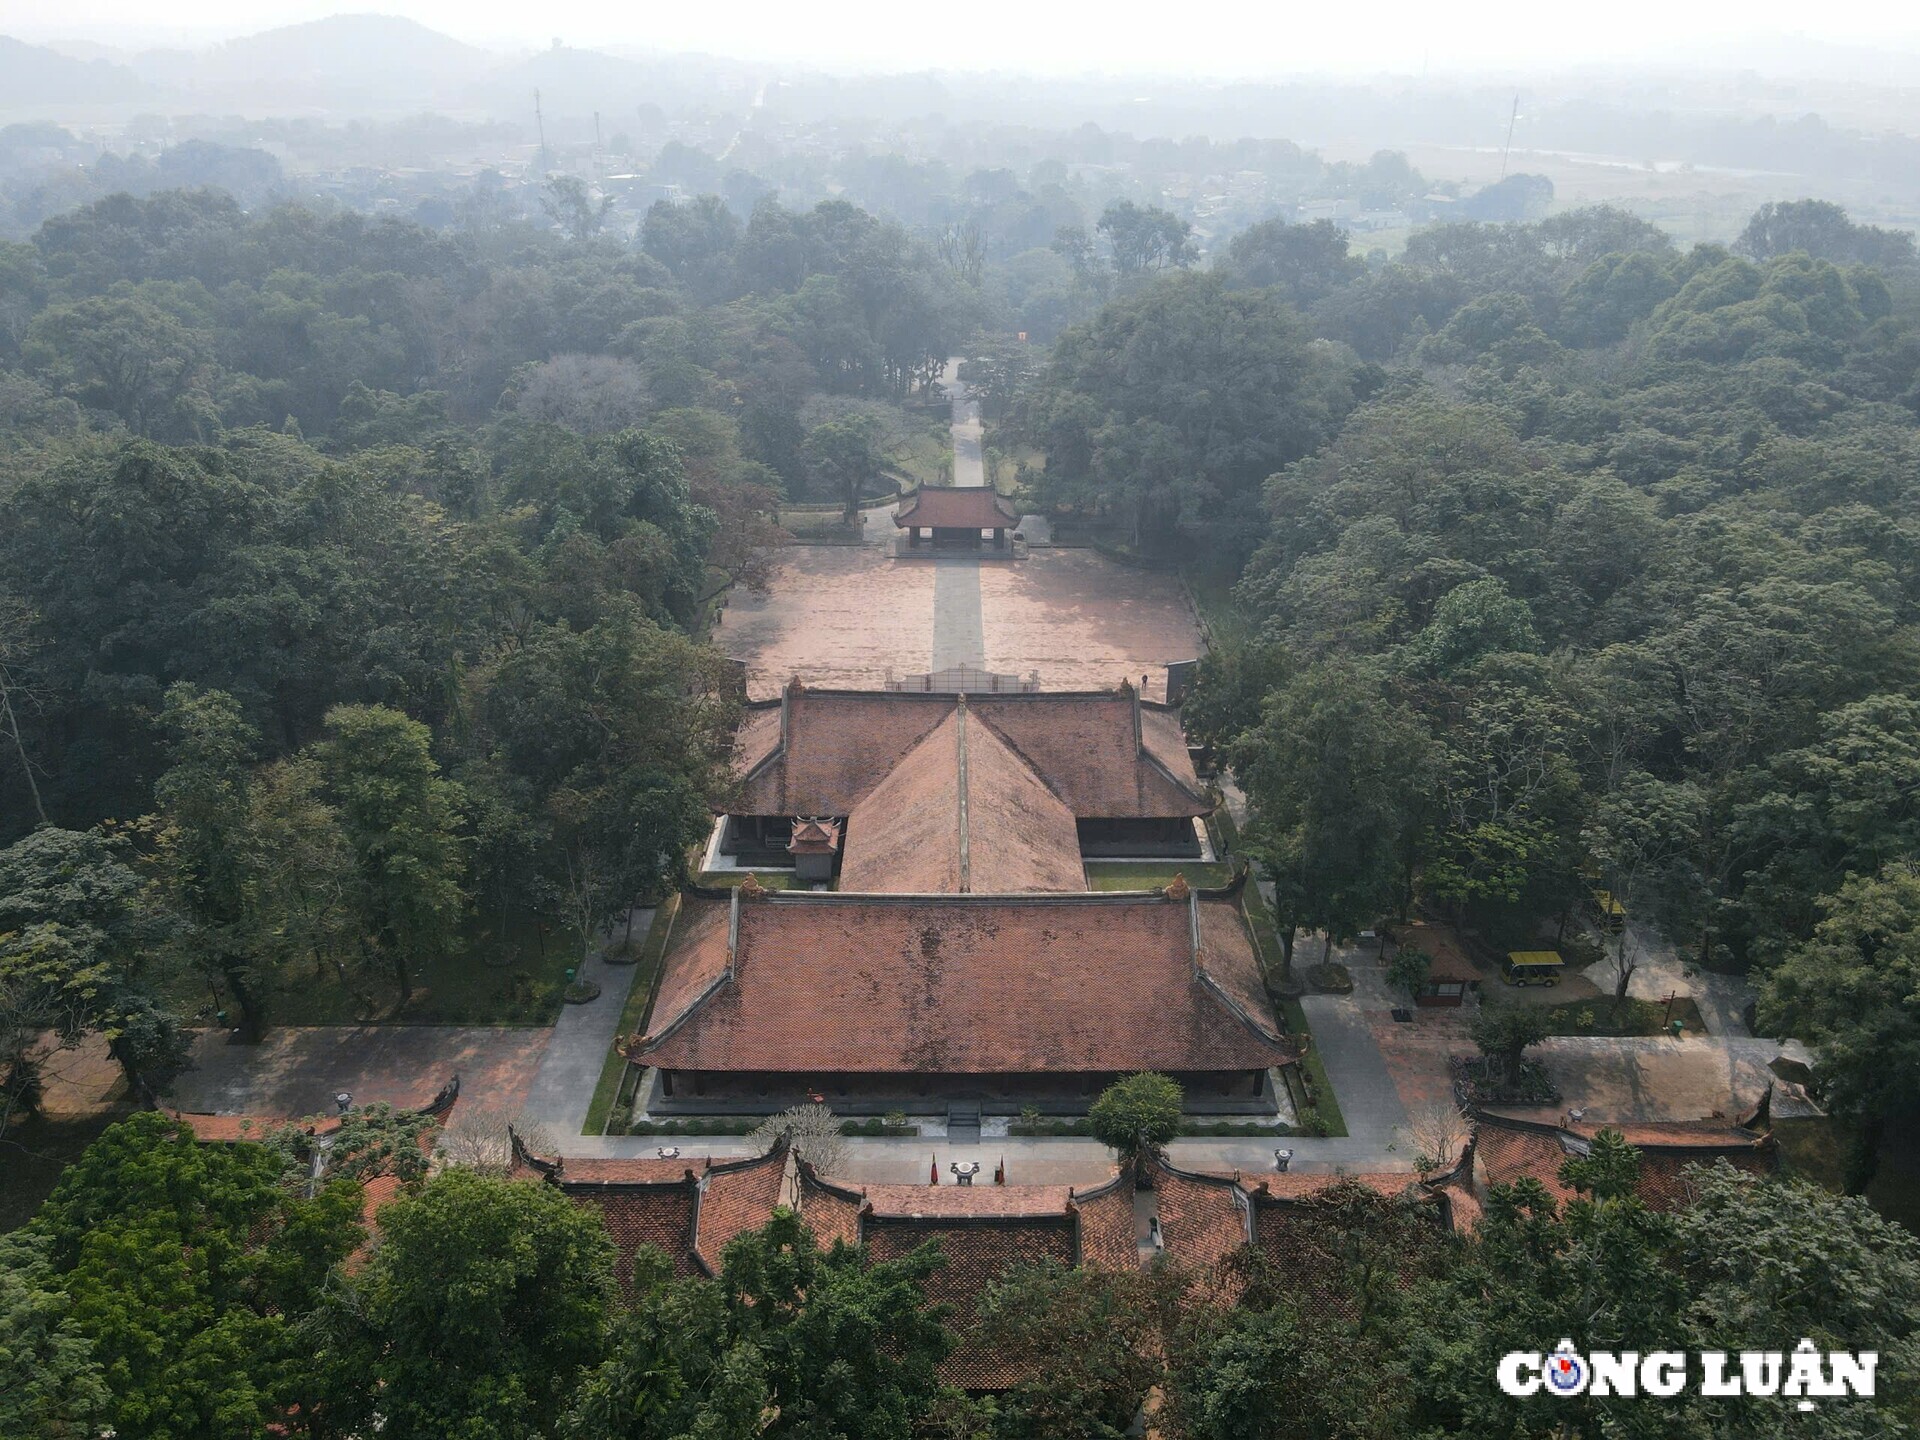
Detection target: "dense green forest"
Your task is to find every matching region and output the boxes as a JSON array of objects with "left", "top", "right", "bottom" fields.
[
  {"left": 0, "top": 185, "right": 975, "bottom": 1097},
  {"left": 1017, "top": 197, "right": 1920, "bottom": 1190},
  {"left": 7, "top": 169, "right": 1920, "bottom": 1435}
]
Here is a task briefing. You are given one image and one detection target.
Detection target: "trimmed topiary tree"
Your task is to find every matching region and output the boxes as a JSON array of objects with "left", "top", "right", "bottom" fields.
[{"left": 1089, "top": 1071, "right": 1184, "bottom": 1161}]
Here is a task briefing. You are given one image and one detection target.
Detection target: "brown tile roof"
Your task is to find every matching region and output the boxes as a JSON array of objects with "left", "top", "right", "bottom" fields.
[
  {"left": 564, "top": 1176, "right": 702, "bottom": 1288},
  {"left": 1250, "top": 1171, "right": 1424, "bottom": 1201},
  {"left": 838, "top": 703, "right": 1085, "bottom": 894},
  {"left": 1242, "top": 1171, "right": 1454, "bottom": 1321},
  {"left": 734, "top": 702, "right": 785, "bottom": 780},
  {"left": 561, "top": 1157, "right": 707, "bottom": 1185},
  {"left": 634, "top": 890, "right": 1293, "bottom": 1077},
  {"left": 798, "top": 1167, "right": 1131, "bottom": 1394},
  {"left": 692, "top": 1148, "right": 790, "bottom": 1275},
  {"left": 1073, "top": 1171, "right": 1141, "bottom": 1273},
  {"left": 795, "top": 1165, "right": 867, "bottom": 1250},
  {"left": 1150, "top": 1162, "right": 1252, "bottom": 1274},
  {"left": 894, "top": 488, "right": 1020, "bottom": 529},
  {"left": 855, "top": 1184, "right": 1079, "bottom": 1218},
  {"left": 1470, "top": 1110, "right": 1777, "bottom": 1214},
  {"left": 868, "top": 1211, "right": 1076, "bottom": 1392},
  {"left": 787, "top": 818, "right": 840, "bottom": 855},
  {"left": 732, "top": 685, "right": 1208, "bottom": 820},
  {"left": 168, "top": 1112, "right": 337, "bottom": 1143}
]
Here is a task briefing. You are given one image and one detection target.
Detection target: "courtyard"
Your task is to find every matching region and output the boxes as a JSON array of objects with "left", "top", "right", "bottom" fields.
[{"left": 712, "top": 544, "right": 1204, "bottom": 702}]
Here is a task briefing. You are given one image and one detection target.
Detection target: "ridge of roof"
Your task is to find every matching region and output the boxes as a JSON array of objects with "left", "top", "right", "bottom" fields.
[
  {"left": 739, "top": 687, "right": 1188, "bottom": 708},
  {"left": 955, "top": 697, "right": 972, "bottom": 891},
  {"left": 731, "top": 686, "right": 1209, "bottom": 821},
  {"left": 1470, "top": 1106, "right": 1772, "bottom": 1151},
  {"left": 746, "top": 887, "right": 1195, "bottom": 908}
]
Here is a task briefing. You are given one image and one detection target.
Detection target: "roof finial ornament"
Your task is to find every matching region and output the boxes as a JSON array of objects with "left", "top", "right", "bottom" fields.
[
  {"left": 1164, "top": 872, "right": 1190, "bottom": 901},
  {"left": 740, "top": 873, "right": 768, "bottom": 900}
]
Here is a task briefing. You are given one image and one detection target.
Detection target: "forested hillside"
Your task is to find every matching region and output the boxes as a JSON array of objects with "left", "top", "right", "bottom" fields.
[{"left": 1018, "top": 198, "right": 1920, "bottom": 1190}]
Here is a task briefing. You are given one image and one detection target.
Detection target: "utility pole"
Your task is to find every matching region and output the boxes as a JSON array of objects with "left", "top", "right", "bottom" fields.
[
  {"left": 534, "top": 88, "right": 549, "bottom": 176},
  {"left": 1499, "top": 91, "right": 1520, "bottom": 179}
]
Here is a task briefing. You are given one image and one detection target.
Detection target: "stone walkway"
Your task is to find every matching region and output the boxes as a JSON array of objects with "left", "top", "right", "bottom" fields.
[
  {"left": 927, "top": 360, "right": 992, "bottom": 671},
  {"left": 931, "top": 555, "right": 987, "bottom": 670},
  {"left": 517, "top": 907, "right": 654, "bottom": 1138},
  {"left": 942, "top": 360, "right": 986, "bottom": 489},
  {"left": 1299, "top": 989, "right": 1410, "bottom": 1150}
]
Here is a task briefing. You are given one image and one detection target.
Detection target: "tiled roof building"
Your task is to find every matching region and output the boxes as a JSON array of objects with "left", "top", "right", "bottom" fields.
[
  {"left": 630, "top": 883, "right": 1293, "bottom": 1112},
  {"left": 521, "top": 1145, "right": 1458, "bottom": 1391},
  {"left": 836, "top": 700, "right": 1087, "bottom": 893},
  {"left": 893, "top": 488, "right": 1022, "bottom": 532},
  {"left": 507, "top": 1136, "right": 794, "bottom": 1290},
  {"left": 1465, "top": 1108, "right": 1777, "bottom": 1211},
  {"left": 719, "top": 680, "right": 1209, "bottom": 867},
  {"left": 894, "top": 488, "right": 1022, "bottom": 551}
]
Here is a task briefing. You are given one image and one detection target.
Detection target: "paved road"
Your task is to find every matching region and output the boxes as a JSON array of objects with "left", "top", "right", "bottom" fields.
[
  {"left": 517, "top": 907, "right": 654, "bottom": 1139},
  {"left": 924, "top": 358, "right": 992, "bottom": 670},
  {"left": 1298, "top": 991, "right": 1410, "bottom": 1150},
  {"left": 931, "top": 555, "right": 987, "bottom": 670},
  {"left": 942, "top": 360, "right": 986, "bottom": 489}
]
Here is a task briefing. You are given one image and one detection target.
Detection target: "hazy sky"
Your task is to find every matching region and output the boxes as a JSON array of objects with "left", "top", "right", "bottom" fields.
[{"left": 12, "top": 0, "right": 1920, "bottom": 78}]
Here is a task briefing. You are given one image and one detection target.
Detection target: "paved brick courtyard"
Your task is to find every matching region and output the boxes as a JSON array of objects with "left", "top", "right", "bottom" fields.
[
  {"left": 713, "top": 546, "right": 1204, "bottom": 701},
  {"left": 168, "top": 1026, "right": 550, "bottom": 1124}
]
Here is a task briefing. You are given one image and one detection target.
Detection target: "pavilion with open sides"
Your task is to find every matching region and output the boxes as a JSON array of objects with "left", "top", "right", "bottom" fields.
[{"left": 894, "top": 486, "right": 1023, "bottom": 550}]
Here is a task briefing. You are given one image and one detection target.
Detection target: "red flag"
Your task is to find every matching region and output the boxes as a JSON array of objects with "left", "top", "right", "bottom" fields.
[
  {"left": 930, "top": 1154, "right": 939, "bottom": 1185},
  {"left": 995, "top": 1156, "right": 1005, "bottom": 1185}
]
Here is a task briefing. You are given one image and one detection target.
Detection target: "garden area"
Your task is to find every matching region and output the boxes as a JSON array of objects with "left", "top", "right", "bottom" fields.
[
  {"left": 1526, "top": 995, "right": 1708, "bottom": 1038},
  {"left": 237, "top": 912, "right": 586, "bottom": 1028}
]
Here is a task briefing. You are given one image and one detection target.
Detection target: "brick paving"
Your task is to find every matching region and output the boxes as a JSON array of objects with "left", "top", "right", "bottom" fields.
[
  {"left": 168, "top": 1025, "right": 550, "bottom": 1124},
  {"left": 978, "top": 553, "right": 1201, "bottom": 701},
  {"left": 714, "top": 547, "right": 1203, "bottom": 702}
]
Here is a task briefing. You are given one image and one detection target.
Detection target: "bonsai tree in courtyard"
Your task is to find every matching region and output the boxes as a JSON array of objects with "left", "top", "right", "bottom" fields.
[
  {"left": 1468, "top": 1005, "right": 1550, "bottom": 1093},
  {"left": 748, "top": 1101, "right": 848, "bottom": 1176},
  {"left": 1090, "top": 1072, "right": 1184, "bottom": 1161},
  {"left": 1386, "top": 946, "right": 1432, "bottom": 1004}
]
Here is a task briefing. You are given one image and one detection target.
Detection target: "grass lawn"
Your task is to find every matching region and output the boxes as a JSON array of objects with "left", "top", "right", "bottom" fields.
[
  {"left": 248, "top": 911, "right": 584, "bottom": 1028},
  {"left": 693, "top": 870, "right": 815, "bottom": 891},
  {"left": 582, "top": 894, "right": 682, "bottom": 1136},
  {"left": 1084, "top": 862, "right": 1233, "bottom": 891},
  {"left": 1524, "top": 995, "right": 1708, "bottom": 1037}
]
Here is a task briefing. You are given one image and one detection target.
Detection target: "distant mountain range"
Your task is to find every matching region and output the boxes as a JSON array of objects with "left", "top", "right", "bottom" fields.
[
  {"left": 4, "top": 11, "right": 1919, "bottom": 137},
  {"left": 0, "top": 34, "right": 149, "bottom": 107},
  {"left": 0, "top": 13, "right": 760, "bottom": 121}
]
